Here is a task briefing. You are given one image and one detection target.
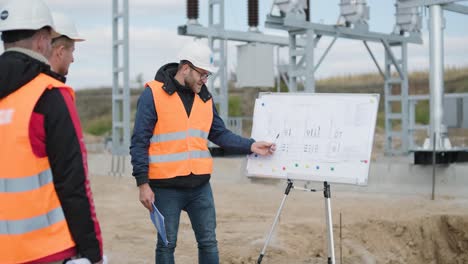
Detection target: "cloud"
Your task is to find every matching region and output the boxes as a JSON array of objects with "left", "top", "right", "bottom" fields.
[
  {"left": 445, "top": 36, "right": 468, "bottom": 53},
  {"left": 67, "top": 25, "right": 194, "bottom": 89}
]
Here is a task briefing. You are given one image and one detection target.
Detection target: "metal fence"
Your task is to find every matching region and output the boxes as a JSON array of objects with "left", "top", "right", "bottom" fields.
[{"left": 409, "top": 93, "right": 468, "bottom": 149}]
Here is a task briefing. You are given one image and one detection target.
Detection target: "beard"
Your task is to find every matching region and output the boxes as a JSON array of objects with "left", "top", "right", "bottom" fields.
[{"left": 184, "top": 75, "right": 202, "bottom": 93}]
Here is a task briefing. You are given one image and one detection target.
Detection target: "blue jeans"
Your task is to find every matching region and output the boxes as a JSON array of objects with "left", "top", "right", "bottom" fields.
[{"left": 152, "top": 182, "right": 219, "bottom": 264}]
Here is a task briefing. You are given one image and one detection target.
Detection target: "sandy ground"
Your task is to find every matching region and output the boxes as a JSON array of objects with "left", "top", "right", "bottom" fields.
[{"left": 88, "top": 158, "right": 468, "bottom": 264}]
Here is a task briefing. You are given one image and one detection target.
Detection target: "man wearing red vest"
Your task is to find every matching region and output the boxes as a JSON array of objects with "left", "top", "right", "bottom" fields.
[
  {"left": 0, "top": 0, "right": 103, "bottom": 263},
  {"left": 130, "top": 40, "right": 275, "bottom": 263}
]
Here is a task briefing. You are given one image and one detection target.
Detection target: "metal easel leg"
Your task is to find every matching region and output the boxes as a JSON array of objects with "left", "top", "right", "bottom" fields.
[
  {"left": 324, "top": 181, "right": 335, "bottom": 264},
  {"left": 257, "top": 179, "right": 294, "bottom": 264}
]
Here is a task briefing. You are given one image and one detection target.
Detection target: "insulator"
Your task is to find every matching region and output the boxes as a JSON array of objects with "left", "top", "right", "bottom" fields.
[
  {"left": 248, "top": 0, "right": 259, "bottom": 28},
  {"left": 187, "top": 0, "right": 199, "bottom": 20}
]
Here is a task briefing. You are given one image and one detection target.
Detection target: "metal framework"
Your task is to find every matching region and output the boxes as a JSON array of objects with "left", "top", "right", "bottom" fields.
[
  {"left": 408, "top": 0, "right": 468, "bottom": 151},
  {"left": 404, "top": 0, "right": 468, "bottom": 151},
  {"left": 383, "top": 41, "right": 410, "bottom": 154},
  {"left": 111, "top": 0, "right": 130, "bottom": 175},
  {"left": 178, "top": 0, "right": 305, "bottom": 121},
  {"left": 266, "top": 13, "right": 422, "bottom": 154},
  {"left": 207, "top": 0, "right": 228, "bottom": 121},
  {"left": 177, "top": 0, "right": 467, "bottom": 155},
  {"left": 409, "top": 93, "right": 468, "bottom": 149}
]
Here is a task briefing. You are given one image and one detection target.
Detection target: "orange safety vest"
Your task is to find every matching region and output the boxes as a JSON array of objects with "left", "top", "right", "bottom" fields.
[
  {"left": 0, "top": 74, "right": 76, "bottom": 263},
  {"left": 146, "top": 81, "right": 213, "bottom": 179}
]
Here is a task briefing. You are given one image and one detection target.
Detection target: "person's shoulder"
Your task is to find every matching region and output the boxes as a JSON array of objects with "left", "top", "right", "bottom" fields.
[
  {"left": 39, "top": 88, "right": 62, "bottom": 101},
  {"left": 40, "top": 87, "right": 69, "bottom": 100},
  {"left": 35, "top": 87, "right": 72, "bottom": 114},
  {"left": 137, "top": 88, "right": 156, "bottom": 108},
  {"left": 141, "top": 86, "right": 154, "bottom": 97}
]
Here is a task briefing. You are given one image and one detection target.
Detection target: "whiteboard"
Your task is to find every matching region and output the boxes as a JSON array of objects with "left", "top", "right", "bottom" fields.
[{"left": 246, "top": 93, "right": 379, "bottom": 186}]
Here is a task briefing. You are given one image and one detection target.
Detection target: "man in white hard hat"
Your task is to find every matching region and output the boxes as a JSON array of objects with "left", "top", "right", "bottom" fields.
[
  {"left": 48, "top": 12, "right": 85, "bottom": 78},
  {"left": 0, "top": 0, "right": 104, "bottom": 263},
  {"left": 130, "top": 39, "right": 276, "bottom": 263}
]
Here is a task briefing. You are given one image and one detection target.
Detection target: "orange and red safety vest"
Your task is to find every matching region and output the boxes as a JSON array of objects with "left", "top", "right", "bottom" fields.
[
  {"left": 0, "top": 74, "right": 76, "bottom": 263},
  {"left": 146, "top": 80, "right": 213, "bottom": 179}
]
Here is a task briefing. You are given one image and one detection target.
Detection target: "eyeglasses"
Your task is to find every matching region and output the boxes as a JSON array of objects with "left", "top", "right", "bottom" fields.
[{"left": 188, "top": 64, "right": 212, "bottom": 80}]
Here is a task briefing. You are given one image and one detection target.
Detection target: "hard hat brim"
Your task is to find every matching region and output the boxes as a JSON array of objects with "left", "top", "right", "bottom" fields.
[{"left": 194, "top": 63, "right": 218, "bottom": 74}]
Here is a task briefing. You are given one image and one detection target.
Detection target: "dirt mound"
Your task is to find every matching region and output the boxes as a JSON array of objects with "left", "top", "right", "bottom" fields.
[
  {"left": 342, "top": 215, "right": 468, "bottom": 264},
  {"left": 225, "top": 215, "right": 468, "bottom": 264}
]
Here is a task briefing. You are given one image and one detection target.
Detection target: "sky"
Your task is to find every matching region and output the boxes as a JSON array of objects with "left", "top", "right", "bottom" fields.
[{"left": 1, "top": 0, "right": 467, "bottom": 89}]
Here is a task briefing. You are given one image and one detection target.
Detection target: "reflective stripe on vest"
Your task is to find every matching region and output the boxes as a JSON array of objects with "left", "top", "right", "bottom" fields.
[
  {"left": 0, "top": 206, "right": 65, "bottom": 235},
  {"left": 0, "top": 169, "right": 52, "bottom": 193},
  {"left": 146, "top": 80, "right": 213, "bottom": 179},
  {"left": 0, "top": 74, "right": 76, "bottom": 263},
  {"left": 149, "top": 150, "right": 212, "bottom": 163},
  {"left": 150, "top": 129, "right": 210, "bottom": 143}
]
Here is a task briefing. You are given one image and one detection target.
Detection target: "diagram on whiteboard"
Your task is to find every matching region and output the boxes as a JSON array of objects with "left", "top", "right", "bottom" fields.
[{"left": 246, "top": 93, "right": 379, "bottom": 185}]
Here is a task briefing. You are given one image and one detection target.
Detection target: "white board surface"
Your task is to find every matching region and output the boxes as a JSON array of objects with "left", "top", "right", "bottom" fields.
[{"left": 246, "top": 93, "right": 379, "bottom": 185}]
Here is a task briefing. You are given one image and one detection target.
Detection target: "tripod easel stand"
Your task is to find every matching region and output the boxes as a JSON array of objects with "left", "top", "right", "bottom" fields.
[{"left": 257, "top": 180, "right": 336, "bottom": 264}]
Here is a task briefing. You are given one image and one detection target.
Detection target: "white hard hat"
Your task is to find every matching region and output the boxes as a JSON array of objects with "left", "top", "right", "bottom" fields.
[
  {"left": 0, "top": 0, "right": 58, "bottom": 37},
  {"left": 177, "top": 40, "right": 218, "bottom": 73},
  {"left": 52, "top": 12, "right": 85, "bottom": 42}
]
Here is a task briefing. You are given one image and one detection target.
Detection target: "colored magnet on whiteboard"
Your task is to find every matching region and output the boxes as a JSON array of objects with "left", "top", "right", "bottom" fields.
[
  {"left": 295, "top": 163, "right": 299, "bottom": 167},
  {"left": 316, "top": 166, "right": 320, "bottom": 170},
  {"left": 305, "top": 164, "right": 309, "bottom": 168},
  {"left": 262, "top": 103, "right": 265, "bottom": 106},
  {"left": 331, "top": 167, "right": 335, "bottom": 171},
  {"left": 282, "top": 166, "right": 286, "bottom": 171},
  {"left": 254, "top": 154, "right": 258, "bottom": 158}
]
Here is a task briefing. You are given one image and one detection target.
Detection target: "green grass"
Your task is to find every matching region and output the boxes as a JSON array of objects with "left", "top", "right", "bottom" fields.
[
  {"left": 415, "top": 100, "right": 430, "bottom": 124},
  {"left": 376, "top": 111, "right": 385, "bottom": 128},
  {"left": 85, "top": 114, "right": 112, "bottom": 136},
  {"left": 229, "top": 95, "right": 242, "bottom": 116}
]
